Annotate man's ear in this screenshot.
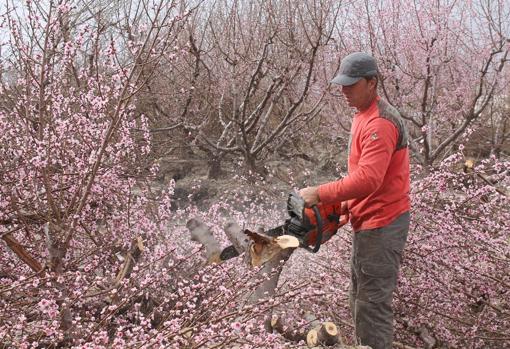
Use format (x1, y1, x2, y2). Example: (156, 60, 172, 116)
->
(369, 77, 378, 91)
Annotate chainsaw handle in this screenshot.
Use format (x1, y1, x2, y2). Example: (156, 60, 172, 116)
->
(310, 205, 323, 253)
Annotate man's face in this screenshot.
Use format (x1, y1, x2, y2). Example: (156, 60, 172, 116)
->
(341, 78, 376, 111)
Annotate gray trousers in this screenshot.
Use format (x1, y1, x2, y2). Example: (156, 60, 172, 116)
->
(349, 212, 409, 349)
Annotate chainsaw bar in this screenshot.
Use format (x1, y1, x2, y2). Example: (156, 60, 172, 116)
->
(263, 225, 286, 237)
(219, 245, 240, 261)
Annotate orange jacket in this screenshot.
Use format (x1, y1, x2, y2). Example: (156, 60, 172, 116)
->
(317, 96, 410, 232)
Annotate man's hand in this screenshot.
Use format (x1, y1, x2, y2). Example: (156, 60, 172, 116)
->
(299, 186, 320, 207)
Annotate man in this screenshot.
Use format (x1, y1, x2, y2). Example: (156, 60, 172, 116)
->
(299, 52, 410, 349)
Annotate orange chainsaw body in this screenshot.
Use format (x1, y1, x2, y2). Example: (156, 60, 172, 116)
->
(302, 202, 349, 246)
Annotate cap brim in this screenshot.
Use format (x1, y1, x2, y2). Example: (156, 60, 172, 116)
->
(330, 74, 362, 86)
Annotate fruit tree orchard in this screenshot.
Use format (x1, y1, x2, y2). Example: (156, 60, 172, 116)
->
(0, 0, 508, 348)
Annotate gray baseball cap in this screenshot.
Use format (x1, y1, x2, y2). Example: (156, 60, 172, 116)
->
(331, 52, 378, 86)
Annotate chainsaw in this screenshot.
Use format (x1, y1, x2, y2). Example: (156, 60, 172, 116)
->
(220, 192, 348, 260)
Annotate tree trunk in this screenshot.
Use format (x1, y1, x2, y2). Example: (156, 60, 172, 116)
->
(244, 154, 268, 179)
(207, 156, 224, 179)
(44, 223, 73, 340)
(245, 154, 257, 174)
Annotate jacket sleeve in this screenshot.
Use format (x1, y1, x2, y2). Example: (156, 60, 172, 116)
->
(317, 119, 397, 204)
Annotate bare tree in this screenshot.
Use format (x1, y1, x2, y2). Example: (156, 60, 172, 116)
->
(357, 0, 510, 166)
(367, 2, 510, 165)
(143, 0, 342, 176)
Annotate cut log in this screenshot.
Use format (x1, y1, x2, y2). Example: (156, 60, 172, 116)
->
(185, 218, 348, 348)
(306, 327, 319, 347)
(319, 322, 341, 346)
(306, 322, 341, 347)
(270, 314, 307, 342)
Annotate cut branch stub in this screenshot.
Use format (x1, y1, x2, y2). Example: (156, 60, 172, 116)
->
(244, 229, 286, 267)
(275, 235, 300, 249)
(186, 218, 222, 264)
(179, 326, 193, 339)
(114, 236, 144, 286)
(223, 221, 250, 252)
